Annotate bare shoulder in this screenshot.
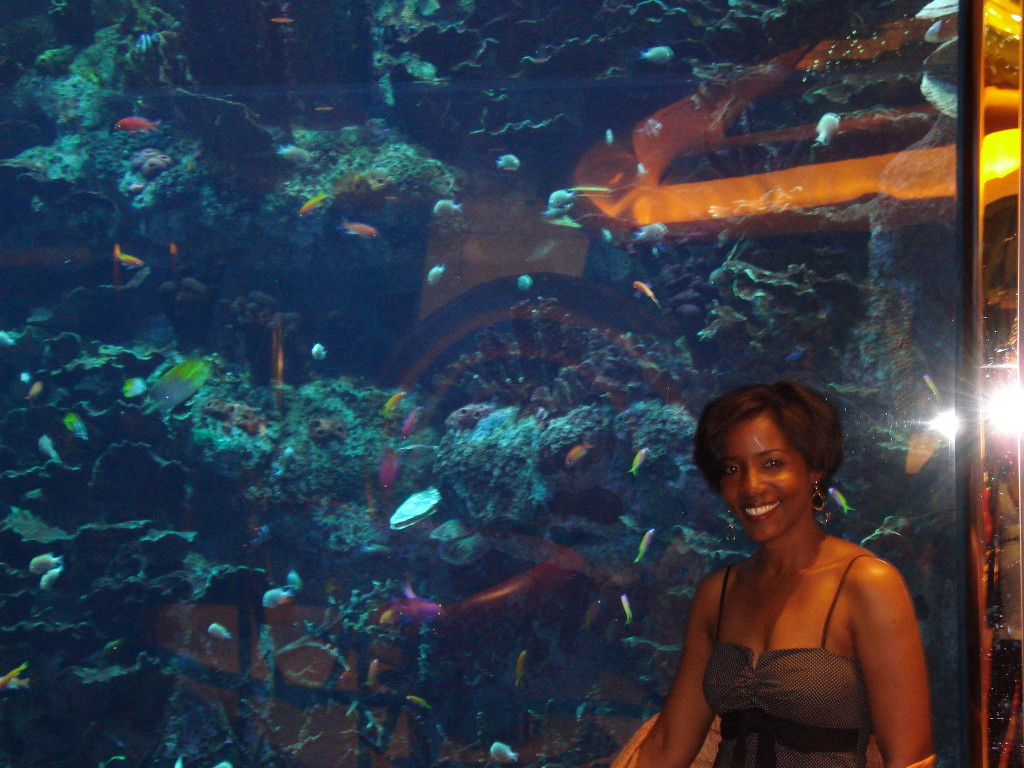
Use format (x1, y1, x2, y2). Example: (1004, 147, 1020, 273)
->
(843, 553, 916, 623)
(846, 553, 908, 591)
(688, 565, 733, 634)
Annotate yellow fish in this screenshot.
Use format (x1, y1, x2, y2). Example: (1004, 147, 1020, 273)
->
(122, 378, 147, 398)
(298, 193, 328, 217)
(63, 412, 88, 440)
(0, 662, 28, 690)
(628, 447, 649, 476)
(382, 391, 407, 418)
(620, 594, 633, 625)
(634, 528, 655, 563)
(146, 358, 212, 413)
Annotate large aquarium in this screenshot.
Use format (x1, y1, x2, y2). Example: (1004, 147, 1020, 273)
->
(0, 0, 997, 766)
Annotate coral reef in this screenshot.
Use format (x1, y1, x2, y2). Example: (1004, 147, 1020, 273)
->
(129, 147, 173, 178)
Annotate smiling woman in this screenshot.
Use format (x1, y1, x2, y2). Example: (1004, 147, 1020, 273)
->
(618, 381, 934, 768)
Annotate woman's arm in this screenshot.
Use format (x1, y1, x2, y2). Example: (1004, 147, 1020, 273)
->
(849, 558, 933, 768)
(633, 571, 720, 768)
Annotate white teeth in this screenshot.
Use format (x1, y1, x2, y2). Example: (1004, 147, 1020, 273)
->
(745, 502, 780, 518)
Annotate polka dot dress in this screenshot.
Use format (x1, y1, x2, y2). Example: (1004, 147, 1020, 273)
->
(702, 558, 874, 768)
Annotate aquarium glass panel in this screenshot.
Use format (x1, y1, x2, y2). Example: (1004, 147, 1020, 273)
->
(0, 0, 968, 766)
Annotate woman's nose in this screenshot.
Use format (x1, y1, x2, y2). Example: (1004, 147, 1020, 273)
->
(739, 467, 764, 493)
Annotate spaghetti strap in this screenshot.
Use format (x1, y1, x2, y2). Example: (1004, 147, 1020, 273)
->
(821, 554, 873, 647)
(715, 565, 733, 641)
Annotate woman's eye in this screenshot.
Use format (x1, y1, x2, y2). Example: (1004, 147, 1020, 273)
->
(764, 458, 782, 469)
(722, 465, 738, 475)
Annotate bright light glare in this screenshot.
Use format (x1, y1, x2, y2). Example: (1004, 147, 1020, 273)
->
(987, 386, 1024, 434)
(928, 410, 959, 440)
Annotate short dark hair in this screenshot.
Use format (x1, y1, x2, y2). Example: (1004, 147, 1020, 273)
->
(692, 381, 843, 492)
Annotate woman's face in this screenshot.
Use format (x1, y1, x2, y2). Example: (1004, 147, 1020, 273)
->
(718, 413, 821, 544)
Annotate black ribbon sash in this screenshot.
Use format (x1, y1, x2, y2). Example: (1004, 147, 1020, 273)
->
(719, 708, 859, 768)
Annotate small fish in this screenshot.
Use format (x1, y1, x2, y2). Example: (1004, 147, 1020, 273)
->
(582, 599, 602, 631)
(0, 663, 28, 690)
(40, 564, 62, 589)
(547, 189, 576, 212)
(514, 649, 527, 687)
(102, 638, 125, 657)
(813, 112, 841, 146)
(122, 378, 147, 398)
(628, 448, 649, 476)
(605, 128, 614, 144)
(24, 381, 43, 401)
(270, 16, 294, 22)
(489, 742, 519, 763)
(564, 441, 594, 468)
(207, 622, 232, 640)
(923, 374, 940, 404)
(634, 528, 655, 563)
(0, 331, 15, 347)
(37, 435, 61, 464)
(298, 193, 328, 217)
(114, 116, 160, 132)
(249, 524, 272, 548)
(517, 274, 533, 290)
(340, 219, 379, 238)
(146, 358, 212, 413)
(427, 264, 446, 285)
(382, 392, 407, 417)
(379, 449, 400, 488)
(29, 553, 63, 575)
(620, 593, 633, 625)
(784, 345, 806, 363)
(276, 144, 312, 167)
(311, 343, 326, 360)
(366, 657, 381, 688)
(633, 222, 668, 242)
(262, 586, 296, 608)
(496, 154, 521, 171)
(639, 45, 673, 64)
(63, 412, 88, 440)
(286, 569, 303, 591)
(406, 694, 432, 709)
(400, 406, 422, 439)
(632, 281, 662, 309)
(432, 199, 462, 215)
(828, 487, 855, 514)
(113, 244, 144, 268)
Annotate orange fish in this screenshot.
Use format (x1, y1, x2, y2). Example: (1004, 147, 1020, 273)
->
(270, 16, 295, 23)
(514, 650, 527, 687)
(341, 220, 379, 238)
(632, 280, 661, 309)
(169, 242, 178, 256)
(113, 244, 144, 268)
(114, 116, 160, 132)
(565, 442, 594, 468)
(298, 193, 328, 217)
(24, 381, 43, 401)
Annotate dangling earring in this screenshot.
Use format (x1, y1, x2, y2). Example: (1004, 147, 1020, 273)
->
(812, 481, 831, 526)
(725, 520, 737, 541)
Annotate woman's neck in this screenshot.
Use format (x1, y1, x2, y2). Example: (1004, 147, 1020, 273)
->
(754, 525, 828, 576)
